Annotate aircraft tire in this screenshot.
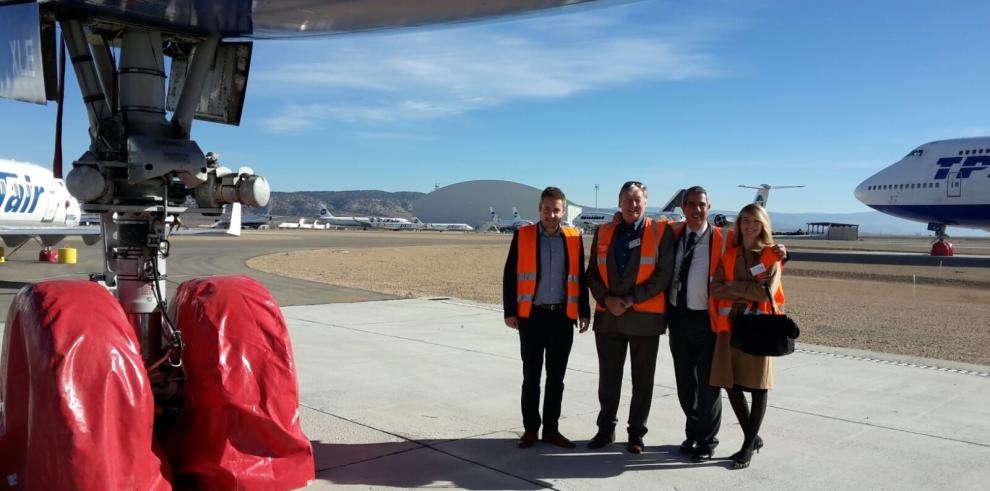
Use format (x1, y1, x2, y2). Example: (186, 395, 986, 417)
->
(163, 275, 314, 490)
(0, 281, 170, 490)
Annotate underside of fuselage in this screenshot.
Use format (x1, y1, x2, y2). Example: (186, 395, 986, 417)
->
(866, 203, 990, 228)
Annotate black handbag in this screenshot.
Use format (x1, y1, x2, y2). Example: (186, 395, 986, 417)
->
(730, 284, 800, 357)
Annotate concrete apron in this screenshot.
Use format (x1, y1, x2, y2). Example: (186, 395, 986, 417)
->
(289, 298, 990, 490)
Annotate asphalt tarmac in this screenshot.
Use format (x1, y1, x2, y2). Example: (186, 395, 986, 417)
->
(4, 231, 990, 322)
(1, 230, 501, 323)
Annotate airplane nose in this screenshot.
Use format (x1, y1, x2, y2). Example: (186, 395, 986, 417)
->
(854, 181, 865, 202)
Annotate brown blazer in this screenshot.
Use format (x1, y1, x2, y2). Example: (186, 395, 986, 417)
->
(587, 219, 675, 336)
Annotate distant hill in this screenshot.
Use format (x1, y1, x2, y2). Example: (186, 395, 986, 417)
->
(245, 190, 424, 219)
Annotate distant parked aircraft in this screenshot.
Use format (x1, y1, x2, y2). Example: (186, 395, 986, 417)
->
(487, 207, 533, 232)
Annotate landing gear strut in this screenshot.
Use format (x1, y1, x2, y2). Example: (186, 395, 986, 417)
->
(1, 12, 313, 489)
(928, 223, 953, 256)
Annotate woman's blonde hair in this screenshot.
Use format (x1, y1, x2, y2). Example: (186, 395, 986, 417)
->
(733, 204, 773, 248)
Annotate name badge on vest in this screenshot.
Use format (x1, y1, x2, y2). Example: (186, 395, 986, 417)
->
(628, 238, 641, 249)
(750, 263, 767, 276)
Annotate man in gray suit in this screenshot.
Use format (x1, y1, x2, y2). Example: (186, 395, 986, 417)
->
(586, 181, 675, 454)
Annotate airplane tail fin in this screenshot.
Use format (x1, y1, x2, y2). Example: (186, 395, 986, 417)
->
(512, 207, 520, 219)
(226, 202, 242, 237)
(319, 203, 332, 218)
(661, 188, 686, 213)
(738, 184, 804, 209)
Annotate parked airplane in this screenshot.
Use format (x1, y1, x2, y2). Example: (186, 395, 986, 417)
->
(212, 202, 274, 230)
(855, 136, 990, 255)
(318, 203, 371, 229)
(0, 159, 98, 250)
(367, 216, 414, 230)
(711, 184, 804, 227)
(429, 222, 474, 232)
(487, 207, 533, 232)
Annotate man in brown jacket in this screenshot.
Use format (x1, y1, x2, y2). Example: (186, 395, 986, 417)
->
(586, 181, 675, 454)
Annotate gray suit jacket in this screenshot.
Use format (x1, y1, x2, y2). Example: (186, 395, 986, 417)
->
(587, 219, 675, 336)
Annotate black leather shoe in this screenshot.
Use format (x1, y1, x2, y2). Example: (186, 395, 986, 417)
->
(691, 447, 714, 462)
(587, 431, 615, 449)
(627, 437, 645, 454)
(542, 431, 576, 449)
(518, 431, 538, 449)
(679, 439, 697, 454)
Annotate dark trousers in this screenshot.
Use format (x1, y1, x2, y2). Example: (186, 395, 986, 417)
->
(668, 307, 722, 451)
(518, 308, 574, 435)
(594, 331, 660, 440)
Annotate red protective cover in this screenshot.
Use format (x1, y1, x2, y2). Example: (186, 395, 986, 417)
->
(165, 276, 313, 490)
(0, 280, 169, 490)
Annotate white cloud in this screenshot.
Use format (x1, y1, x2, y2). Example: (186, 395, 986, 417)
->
(255, 4, 732, 132)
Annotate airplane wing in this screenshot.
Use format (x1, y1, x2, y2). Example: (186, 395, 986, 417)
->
(26, 0, 602, 39)
(0, 226, 101, 248)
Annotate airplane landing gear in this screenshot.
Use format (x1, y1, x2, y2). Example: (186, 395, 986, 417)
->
(1, 15, 311, 489)
(928, 223, 954, 256)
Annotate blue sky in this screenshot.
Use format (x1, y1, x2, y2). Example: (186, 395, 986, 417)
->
(3, 0, 990, 214)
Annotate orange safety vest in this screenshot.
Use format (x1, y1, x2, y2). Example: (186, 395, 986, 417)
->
(516, 224, 583, 320)
(670, 223, 733, 330)
(594, 217, 666, 314)
(712, 245, 786, 333)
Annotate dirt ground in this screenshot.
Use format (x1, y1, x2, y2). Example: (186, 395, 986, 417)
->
(249, 238, 990, 366)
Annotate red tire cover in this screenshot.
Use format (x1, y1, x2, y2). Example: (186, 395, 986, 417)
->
(0, 280, 170, 490)
(165, 276, 314, 490)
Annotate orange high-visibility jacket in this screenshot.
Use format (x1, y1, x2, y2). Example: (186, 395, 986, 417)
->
(515, 224, 583, 320)
(594, 217, 666, 314)
(712, 245, 786, 333)
(670, 222, 733, 330)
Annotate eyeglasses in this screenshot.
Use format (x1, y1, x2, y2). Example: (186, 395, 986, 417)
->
(620, 181, 646, 193)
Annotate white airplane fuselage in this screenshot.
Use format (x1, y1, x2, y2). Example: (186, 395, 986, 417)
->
(855, 137, 990, 231)
(573, 211, 613, 231)
(368, 216, 412, 230)
(426, 223, 474, 231)
(0, 160, 81, 228)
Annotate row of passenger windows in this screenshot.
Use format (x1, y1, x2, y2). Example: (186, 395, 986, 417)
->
(959, 148, 989, 155)
(867, 182, 941, 191)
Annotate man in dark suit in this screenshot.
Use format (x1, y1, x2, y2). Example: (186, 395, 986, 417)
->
(586, 181, 674, 454)
(503, 187, 591, 449)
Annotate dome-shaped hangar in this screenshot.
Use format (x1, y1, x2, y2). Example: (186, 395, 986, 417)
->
(412, 180, 582, 228)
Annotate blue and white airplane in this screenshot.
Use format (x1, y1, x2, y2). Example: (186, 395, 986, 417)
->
(0, 159, 97, 249)
(855, 136, 990, 255)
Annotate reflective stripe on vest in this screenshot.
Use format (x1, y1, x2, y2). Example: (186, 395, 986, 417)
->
(594, 217, 666, 314)
(712, 245, 786, 333)
(516, 224, 583, 320)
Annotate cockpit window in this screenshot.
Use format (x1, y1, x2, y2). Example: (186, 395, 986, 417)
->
(906, 149, 924, 157)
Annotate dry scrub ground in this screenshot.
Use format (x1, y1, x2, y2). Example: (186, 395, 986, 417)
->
(249, 244, 990, 366)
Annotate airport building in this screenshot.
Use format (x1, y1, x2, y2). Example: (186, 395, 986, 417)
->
(412, 180, 582, 228)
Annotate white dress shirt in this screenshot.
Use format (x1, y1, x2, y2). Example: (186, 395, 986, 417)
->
(670, 222, 711, 311)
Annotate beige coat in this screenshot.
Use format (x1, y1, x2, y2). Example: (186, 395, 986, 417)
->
(708, 246, 782, 390)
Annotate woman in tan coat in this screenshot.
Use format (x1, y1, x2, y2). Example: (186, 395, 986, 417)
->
(710, 204, 784, 470)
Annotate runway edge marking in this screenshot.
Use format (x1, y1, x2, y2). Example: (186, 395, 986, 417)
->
(795, 348, 990, 378)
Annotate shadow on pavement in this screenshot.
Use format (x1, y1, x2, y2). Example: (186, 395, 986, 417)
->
(311, 438, 733, 489)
